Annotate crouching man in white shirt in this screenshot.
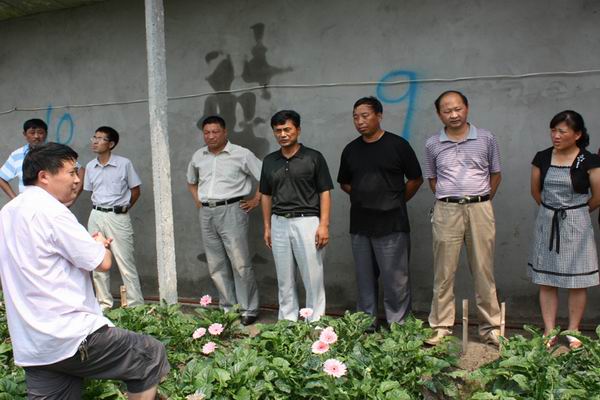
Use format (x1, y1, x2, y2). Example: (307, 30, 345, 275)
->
(0, 142, 170, 400)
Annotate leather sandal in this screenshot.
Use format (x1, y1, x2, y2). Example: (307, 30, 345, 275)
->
(545, 335, 558, 349)
(566, 335, 583, 350)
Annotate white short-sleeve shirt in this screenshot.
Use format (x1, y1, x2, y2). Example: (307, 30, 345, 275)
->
(0, 186, 112, 366)
(186, 141, 262, 201)
(84, 154, 142, 207)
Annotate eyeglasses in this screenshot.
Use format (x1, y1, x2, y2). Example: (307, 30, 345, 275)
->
(90, 136, 110, 143)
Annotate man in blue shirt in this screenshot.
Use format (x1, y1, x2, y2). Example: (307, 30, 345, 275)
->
(0, 119, 48, 199)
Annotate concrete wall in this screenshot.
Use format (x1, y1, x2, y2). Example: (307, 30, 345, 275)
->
(1, 0, 600, 322)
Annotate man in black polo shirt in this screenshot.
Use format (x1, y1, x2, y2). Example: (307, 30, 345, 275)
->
(338, 97, 423, 330)
(260, 110, 333, 322)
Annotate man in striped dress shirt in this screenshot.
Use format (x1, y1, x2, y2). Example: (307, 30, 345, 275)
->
(424, 90, 502, 346)
(0, 119, 48, 199)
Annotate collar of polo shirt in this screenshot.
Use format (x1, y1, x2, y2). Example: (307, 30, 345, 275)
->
(439, 123, 478, 143)
(203, 140, 232, 155)
(92, 154, 118, 167)
(276, 144, 305, 160)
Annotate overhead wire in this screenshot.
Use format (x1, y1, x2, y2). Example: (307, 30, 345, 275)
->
(1, 68, 599, 116)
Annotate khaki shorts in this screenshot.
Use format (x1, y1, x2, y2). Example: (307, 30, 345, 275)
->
(24, 326, 170, 399)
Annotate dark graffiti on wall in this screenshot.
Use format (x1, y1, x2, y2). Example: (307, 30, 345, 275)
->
(197, 23, 292, 265)
(376, 69, 418, 141)
(198, 23, 293, 158)
(242, 23, 293, 101)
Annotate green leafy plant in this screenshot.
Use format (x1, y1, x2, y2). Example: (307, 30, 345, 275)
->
(5, 293, 600, 400)
(160, 312, 461, 399)
(82, 379, 127, 400)
(468, 325, 600, 399)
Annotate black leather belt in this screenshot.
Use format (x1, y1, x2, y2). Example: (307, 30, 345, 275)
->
(92, 205, 129, 214)
(201, 196, 243, 208)
(273, 211, 319, 218)
(542, 202, 587, 254)
(439, 195, 490, 204)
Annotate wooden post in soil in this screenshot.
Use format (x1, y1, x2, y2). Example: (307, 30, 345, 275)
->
(462, 299, 468, 353)
(120, 285, 128, 308)
(499, 302, 506, 350)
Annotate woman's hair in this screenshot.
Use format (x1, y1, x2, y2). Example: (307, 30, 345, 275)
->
(550, 110, 589, 149)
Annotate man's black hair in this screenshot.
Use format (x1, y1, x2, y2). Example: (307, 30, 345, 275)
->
(96, 126, 120, 149)
(23, 119, 48, 133)
(201, 116, 226, 129)
(22, 142, 78, 186)
(271, 110, 301, 129)
(434, 90, 469, 112)
(353, 97, 383, 114)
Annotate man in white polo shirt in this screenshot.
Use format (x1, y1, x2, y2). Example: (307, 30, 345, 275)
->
(84, 126, 144, 310)
(0, 118, 48, 199)
(187, 115, 262, 325)
(0, 142, 169, 399)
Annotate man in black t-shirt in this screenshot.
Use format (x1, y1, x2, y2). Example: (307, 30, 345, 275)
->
(338, 97, 423, 330)
(260, 110, 334, 322)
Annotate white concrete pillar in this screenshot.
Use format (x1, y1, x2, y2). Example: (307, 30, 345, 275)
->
(144, 0, 178, 304)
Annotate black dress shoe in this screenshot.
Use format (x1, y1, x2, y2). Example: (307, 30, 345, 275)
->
(241, 315, 258, 326)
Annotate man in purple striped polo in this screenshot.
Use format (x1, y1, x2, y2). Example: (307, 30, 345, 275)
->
(424, 90, 502, 346)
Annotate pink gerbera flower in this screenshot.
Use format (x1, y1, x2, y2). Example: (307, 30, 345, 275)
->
(199, 295, 212, 307)
(319, 327, 338, 344)
(202, 341, 217, 355)
(192, 327, 206, 339)
(323, 358, 347, 378)
(208, 323, 224, 336)
(299, 308, 314, 319)
(311, 340, 330, 354)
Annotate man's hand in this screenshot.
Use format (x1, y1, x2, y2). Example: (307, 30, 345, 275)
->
(264, 227, 272, 249)
(92, 231, 113, 248)
(315, 224, 329, 249)
(92, 232, 113, 272)
(240, 197, 260, 212)
(188, 183, 202, 208)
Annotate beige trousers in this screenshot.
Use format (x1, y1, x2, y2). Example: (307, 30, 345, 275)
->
(428, 200, 501, 336)
(88, 209, 144, 310)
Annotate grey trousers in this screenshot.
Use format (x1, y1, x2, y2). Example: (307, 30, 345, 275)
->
(200, 203, 259, 316)
(351, 231, 411, 324)
(271, 215, 326, 322)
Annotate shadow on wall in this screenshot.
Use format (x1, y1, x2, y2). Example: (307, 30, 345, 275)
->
(197, 23, 293, 158)
(196, 23, 293, 266)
